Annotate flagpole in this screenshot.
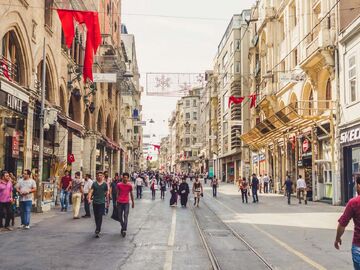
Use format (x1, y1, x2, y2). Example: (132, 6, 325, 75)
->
(37, 37, 46, 213)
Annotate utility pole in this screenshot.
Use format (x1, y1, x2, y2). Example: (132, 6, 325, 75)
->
(36, 38, 46, 213)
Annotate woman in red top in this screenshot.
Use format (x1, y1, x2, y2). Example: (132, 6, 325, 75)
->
(116, 172, 134, 237)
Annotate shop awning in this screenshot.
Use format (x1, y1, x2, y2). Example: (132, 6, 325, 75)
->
(57, 113, 85, 136)
(102, 135, 121, 150)
(240, 102, 334, 150)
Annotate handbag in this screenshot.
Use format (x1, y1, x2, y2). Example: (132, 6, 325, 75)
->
(111, 205, 120, 222)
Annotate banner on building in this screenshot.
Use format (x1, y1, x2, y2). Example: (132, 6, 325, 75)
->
(93, 73, 117, 83)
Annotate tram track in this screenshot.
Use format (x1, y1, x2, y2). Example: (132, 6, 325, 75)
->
(191, 198, 275, 270)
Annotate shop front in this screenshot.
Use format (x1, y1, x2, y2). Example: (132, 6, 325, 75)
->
(0, 85, 28, 176)
(297, 137, 313, 200)
(340, 124, 360, 204)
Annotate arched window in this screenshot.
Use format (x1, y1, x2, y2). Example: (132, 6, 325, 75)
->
(37, 60, 53, 102)
(1, 30, 25, 84)
(106, 116, 112, 139)
(308, 90, 314, 116)
(326, 80, 332, 109)
(97, 109, 103, 133)
(59, 87, 66, 114)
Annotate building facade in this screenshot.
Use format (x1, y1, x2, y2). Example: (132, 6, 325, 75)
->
(241, 0, 339, 204)
(213, 12, 251, 183)
(0, 0, 142, 206)
(338, 0, 360, 205)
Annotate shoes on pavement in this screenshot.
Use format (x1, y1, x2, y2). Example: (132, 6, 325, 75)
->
(5, 227, 13, 231)
(73, 216, 80, 219)
(121, 230, 126, 237)
(24, 226, 30, 229)
(305, 200, 307, 205)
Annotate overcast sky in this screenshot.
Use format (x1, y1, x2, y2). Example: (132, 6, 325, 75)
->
(121, 0, 255, 156)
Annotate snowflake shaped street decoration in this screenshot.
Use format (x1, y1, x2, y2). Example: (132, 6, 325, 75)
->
(196, 73, 205, 85)
(179, 82, 192, 93)
(155, 75, 171, 91)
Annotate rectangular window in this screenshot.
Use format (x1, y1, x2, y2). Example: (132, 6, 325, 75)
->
(193, 126, 197, 133)
(235, 62, 240, 73)
(349, 55, 357, 103)
(185, 138, 190, 146)
(222, 52, 228, 67)
(185, 112, 190, 120)
(193, 112, 197, 120)
(235, 40, 240, 51)
(230, 42, 233, 55)
(192, 137, 197, 144)
(186, 100, 190, 107)
(186, 126, 190, 134)
(45, 0, 53, 28)
(193, 99, 197, 107)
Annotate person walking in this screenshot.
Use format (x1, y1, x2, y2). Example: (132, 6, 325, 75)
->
(110, 173, 120, 209)
(192, 177, 203, 207)
(60, 170, 72, 212)
(70, 172, 84, 219)
(88, 171, 108, 238)
(104, 171, 111, 215)
(251, 174, 259, 203)
(0, 171, 14, 231)
(335, 176, 360, 269)
(116, 172, 135, 237)
(170, 180, 179, 206)
(135, 175, 144, 199)
(159, 177, 167, 200)
(150, 177, 156, 200)
(82, 174, 93, 218)
(283, 175, 292, 205)
(263, 174, 270, 193)
(16, 170, 36, 229)
(240, 177, 249, 204)
(296, 175, 307, 204)
(211, 177, 218, 197)
(179, 178, 190, 207)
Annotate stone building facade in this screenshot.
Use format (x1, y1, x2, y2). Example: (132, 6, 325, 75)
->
(0, 0, 141, 205)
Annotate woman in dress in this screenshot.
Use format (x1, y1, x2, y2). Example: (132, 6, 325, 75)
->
(169, 180, 179, 206)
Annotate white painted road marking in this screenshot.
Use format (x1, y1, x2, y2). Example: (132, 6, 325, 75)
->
(163, 208, 177, 270)
(210, 195, 327, 270)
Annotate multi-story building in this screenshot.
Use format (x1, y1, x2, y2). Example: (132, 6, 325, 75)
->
(241, 0, 339, 204)
(0, 0, 141, 207)
(159, 136, 170, 172)
(213, 11, 251, 183)
(338, 0, 360, 204)
(198, 71, 219, 177)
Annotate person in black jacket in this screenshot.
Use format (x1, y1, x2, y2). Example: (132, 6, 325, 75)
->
(251, 174, 259, 203)
(179, 178, 190, 207)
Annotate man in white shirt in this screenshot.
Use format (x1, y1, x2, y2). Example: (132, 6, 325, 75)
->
(296, 175, 307, 204)
(263, 174, 270, 193)
(82, 174, 93, 218)
(135, 176, 144, 199)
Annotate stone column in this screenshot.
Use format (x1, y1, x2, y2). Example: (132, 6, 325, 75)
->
(71, 135, 84, 177)
(113, 150, 120, 175)
(83, 134, 97, 178)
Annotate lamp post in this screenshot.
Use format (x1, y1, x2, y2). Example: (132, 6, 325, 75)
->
(36, 38, 46, 213)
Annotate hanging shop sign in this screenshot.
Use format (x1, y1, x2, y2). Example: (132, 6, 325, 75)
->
(12, 131, 20, 158)
(33, 144, 53, 155)
(93, 73, 117, 83)
(302, 139, 310, 153)
(340, 125, 360, 145)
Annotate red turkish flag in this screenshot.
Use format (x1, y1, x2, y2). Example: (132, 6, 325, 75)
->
(153, 144, 161, 152)
(67, 154, 75, 163)
(249, 93, 258, 108)
(228, 96, 245, 108)
(1, 60, 12, 81)
(56, 9, 101, 82)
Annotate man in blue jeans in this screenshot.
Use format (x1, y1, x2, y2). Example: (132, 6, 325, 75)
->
(16, 170, 36, 229)
(335, 176, 360, 269)
(60, 170, 72, 211)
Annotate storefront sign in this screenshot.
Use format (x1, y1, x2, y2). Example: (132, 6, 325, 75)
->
(0, 90, 28, 115)
(297, 160, 303, 167)
(340, 127, 360, 145)
(252, 154, 265, 163)
(303, 139, 310, 153)
(12, 131, 20, 158)
(93, 73, 117, 83)
(33, 144, 53, 155)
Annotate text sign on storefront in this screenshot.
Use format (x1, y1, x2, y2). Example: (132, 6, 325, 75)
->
(0, 90, 28, 115)
(12, 131, 20, 158)
(33, 144, 53, 155)
(340, 127, 360, 145)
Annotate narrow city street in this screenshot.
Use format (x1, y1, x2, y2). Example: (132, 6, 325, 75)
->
(0, 183, 353, 270)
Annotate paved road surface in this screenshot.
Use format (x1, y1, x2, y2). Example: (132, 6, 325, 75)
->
(0, 182, 353, 270)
